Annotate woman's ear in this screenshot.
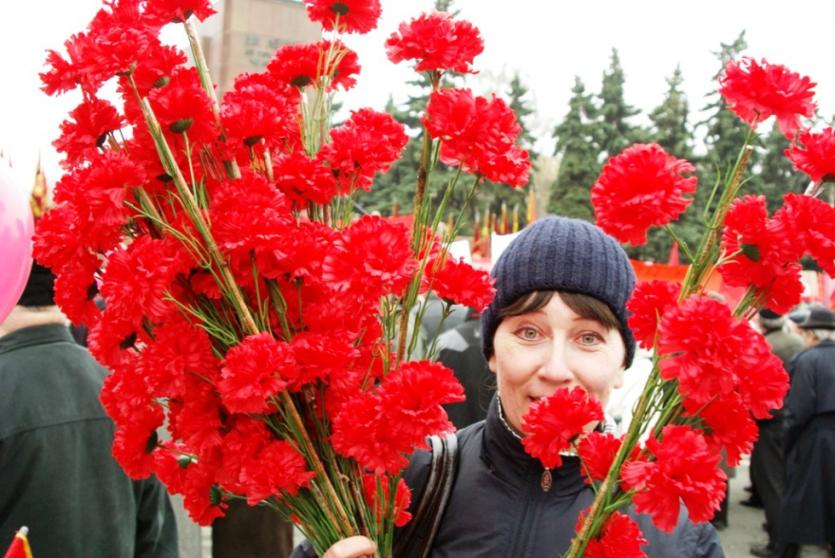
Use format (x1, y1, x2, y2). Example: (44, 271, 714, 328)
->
(488, 354, 497, 374)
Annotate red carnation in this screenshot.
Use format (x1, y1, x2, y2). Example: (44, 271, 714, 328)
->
(577, 432, 635, 484)
(221, 78, 300, 151)
(622, 425, 727, 532)
(626, 281, 680, 349)
(52, 255, 102, 327)
(584, 512, 648, 558)
(423, 88, 530, 187)
(331, 360, 463, 474)
(168, 375, 224, 453)
(288, 332, 359, 391)
(137, 316, 219, 399)
(304, 0, 381, 34)
(786, 127, 835, 184)
(218, 334, 295, 414)
(733, 335, 789, 420)
(49, 150, 147, 257)
(718, 195, 803, 313)
(54, 97, 123, 167)
(658, 294, 789, 419)
(684, 394, 758, 468)
(386, 12, 483, 74)
(209, 171, 292, 271)
(273, 151, 339, 208)
(657, 295, 745, 407)
(126, 44, 188, 96)
(238, 440, 315, 505)
(111, 404, 165, 479)
(427, 256, 495, 310)
(267, 40, 359, 91)
(591, 144, 697, 246)
(521, 387, 604, 470)
(319, 108, 408, 192)
(773, 193, 835, 276)
(322, 215, 417, 300)
(144, 0, 216, 24)
(719, 57, 816, 137)
(362, 474, 413, 528)
(101, 236, 192, 326)
(148, 67, 217, 143)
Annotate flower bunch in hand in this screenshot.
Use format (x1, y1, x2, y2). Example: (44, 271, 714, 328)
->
(35, 1, 528, 555)
(521, 56, 833, 557)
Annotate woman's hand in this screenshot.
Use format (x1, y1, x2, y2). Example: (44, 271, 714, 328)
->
(322, 536, 377, 558)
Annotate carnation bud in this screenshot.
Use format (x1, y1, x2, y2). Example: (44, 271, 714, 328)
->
(119, 331, 138, 350)
(169, 118, 193, 134)
(740, 243, 761, 262)
(144, 430, 159, 454)
(86, 280, 99, 301)
(290, 75, 312, 88)
(209, 484, 224, 506)
(152, 76, 170, 89)
(330, 2, 349, 15)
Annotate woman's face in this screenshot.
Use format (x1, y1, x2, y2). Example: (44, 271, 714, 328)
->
(488, 293, 626, 435)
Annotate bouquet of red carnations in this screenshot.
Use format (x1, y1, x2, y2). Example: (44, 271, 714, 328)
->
(35, 0, 528, 555)
(520, 57, 834, 557)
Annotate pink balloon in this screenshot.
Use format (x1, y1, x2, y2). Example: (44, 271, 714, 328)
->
(0, 169, 34, 323)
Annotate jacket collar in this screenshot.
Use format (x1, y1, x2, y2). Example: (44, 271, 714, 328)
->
(0, 324, 75, 355)
(482, 395, 586, 496)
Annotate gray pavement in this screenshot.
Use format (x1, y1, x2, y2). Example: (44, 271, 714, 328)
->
(720, 459, 770, 558)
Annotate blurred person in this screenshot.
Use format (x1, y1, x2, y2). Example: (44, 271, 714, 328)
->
(436, 307, 495, 429)
(777, 306, 835, 558)
(0, 262, 179, 558)
(749, 309, 805, 558)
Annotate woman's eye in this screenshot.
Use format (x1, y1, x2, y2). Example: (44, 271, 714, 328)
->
(518, 327, 539, 340)
(579, 333, 603, 345)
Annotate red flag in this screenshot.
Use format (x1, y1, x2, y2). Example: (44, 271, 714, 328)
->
(3, 527, 33, 558)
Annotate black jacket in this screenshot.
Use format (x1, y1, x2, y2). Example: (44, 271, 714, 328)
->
(779, 339, 835, 544)
(293, 397, 724, 557)
(0, 324, 179, 558)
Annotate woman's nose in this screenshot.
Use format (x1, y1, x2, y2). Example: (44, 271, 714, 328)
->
(537, 341, 574, 384)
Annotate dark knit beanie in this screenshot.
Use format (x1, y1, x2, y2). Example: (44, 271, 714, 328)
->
(481, 216, 637, 367)
(17, 261, 56, 307)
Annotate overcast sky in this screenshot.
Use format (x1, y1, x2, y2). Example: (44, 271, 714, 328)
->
(1, 0, 833, 193)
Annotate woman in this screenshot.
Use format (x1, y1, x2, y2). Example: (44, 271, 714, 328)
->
(297, 217, 724, 558)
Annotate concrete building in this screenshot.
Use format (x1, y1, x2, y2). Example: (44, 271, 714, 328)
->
(199, 0, 321, 95)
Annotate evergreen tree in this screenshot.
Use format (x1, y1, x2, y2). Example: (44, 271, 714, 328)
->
(548, 77, 601, 221)
(649, 66, 693, 160)
(754, 123, 809, 212)
(596, 48, 644, 159)
(507, 73, 537, 156)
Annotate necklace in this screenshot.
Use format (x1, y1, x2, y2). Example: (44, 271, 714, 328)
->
(496, 394, 523, 441)
(496, 394, 553, 492)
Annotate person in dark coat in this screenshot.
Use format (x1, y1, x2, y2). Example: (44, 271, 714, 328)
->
(749, 309, 805, 557)
(777, 305, 835, 558)
(297, 217, 725, 558)
(436, 308, 495, 429)
(0, 262, 179, 558)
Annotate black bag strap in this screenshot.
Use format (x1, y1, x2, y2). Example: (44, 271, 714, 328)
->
(393, 432, 458, 558)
